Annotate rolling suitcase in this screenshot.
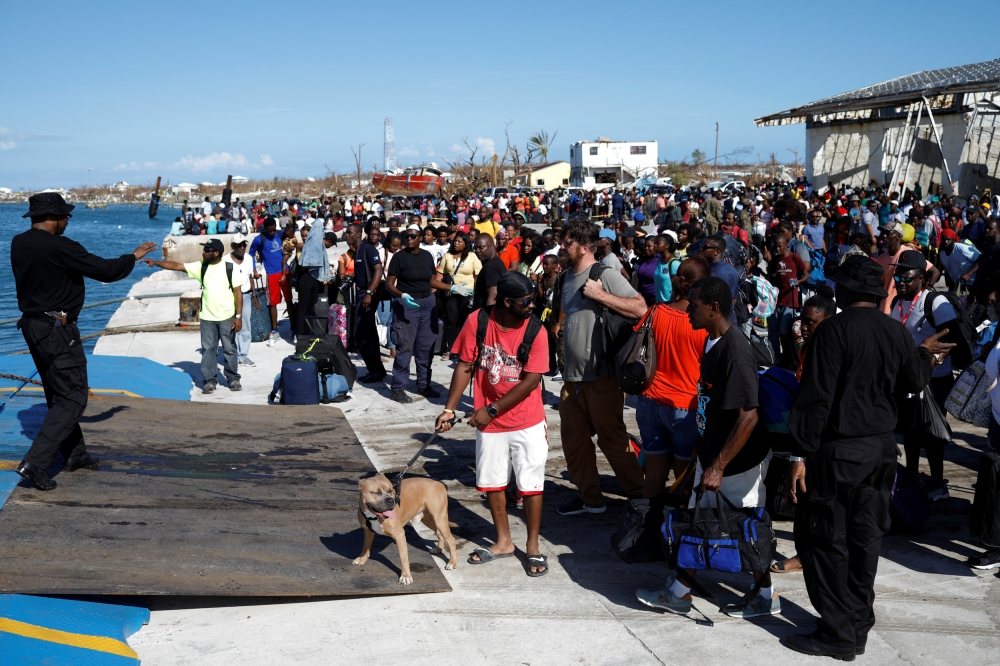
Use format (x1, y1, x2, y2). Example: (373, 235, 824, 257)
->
(279, 356, 319, 405)
(328, 304, 348, 349)
(970, 450, 1000, 547)
(249, 276, 271, 343)
(301, 315, 328, 337)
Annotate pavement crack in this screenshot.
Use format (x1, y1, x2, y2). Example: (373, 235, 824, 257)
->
(585, 589, 666, 666)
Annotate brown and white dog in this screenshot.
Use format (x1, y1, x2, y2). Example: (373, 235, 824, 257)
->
(354, 473, 458, 584)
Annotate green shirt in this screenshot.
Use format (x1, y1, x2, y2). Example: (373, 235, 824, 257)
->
(184, 261, 236, 321)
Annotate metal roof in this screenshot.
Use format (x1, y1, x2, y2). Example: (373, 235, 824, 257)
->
(756, 58, 1000, 126)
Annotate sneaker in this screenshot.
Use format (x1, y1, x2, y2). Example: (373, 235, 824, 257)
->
(229, 380, 242, 392)
(968, 549, 1000, 570)
(268, 331, 279, 347)
(202, 382, 217, 394)
(635, 577, 691, 616)
(926, 480, 950, 502)
(557, 498, 606, 515)
(238, 359, 244, 366)
(243, 358, 256, 368)
(390, 390, 413, 404)
(726, 591, 782, 618)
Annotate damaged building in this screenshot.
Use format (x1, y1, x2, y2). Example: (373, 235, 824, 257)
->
(756, 58, 1000, 197)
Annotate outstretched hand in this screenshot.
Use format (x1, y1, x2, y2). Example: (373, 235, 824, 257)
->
(133, 242, 158, 260)
(920, 328, 957, 357)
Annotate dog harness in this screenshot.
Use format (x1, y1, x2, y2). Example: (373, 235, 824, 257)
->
(362, 510, 387, 535)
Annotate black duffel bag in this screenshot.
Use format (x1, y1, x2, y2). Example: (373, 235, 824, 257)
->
(611, 460, 694, 564)
(296, 334, 357, 389)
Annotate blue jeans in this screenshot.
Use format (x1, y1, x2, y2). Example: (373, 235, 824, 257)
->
(236, 293, 252, 361)
(200, 318, 240, 386)
(768, 305, 796, 359)
(390, 294, 438, 392)
(636, 395, 697, 459)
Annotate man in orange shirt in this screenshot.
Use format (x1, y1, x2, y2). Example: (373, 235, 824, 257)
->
(635, 257, 711, 497)
(875, 221, 939, 314)
(496, 229, 521, 269)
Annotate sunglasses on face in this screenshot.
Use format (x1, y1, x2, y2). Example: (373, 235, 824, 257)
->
(406, 233, 419, 239)
(509, 296, 533, 307)
(893, 274, 917, 284)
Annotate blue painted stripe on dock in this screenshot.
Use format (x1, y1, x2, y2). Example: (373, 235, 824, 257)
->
(0, 595, 149, 665)
(0, 471, 18, 511)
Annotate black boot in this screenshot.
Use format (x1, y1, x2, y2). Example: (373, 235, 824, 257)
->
(784, 633, 855, 661)
(64, 453, 101, 472)
(16, 461, 57, 491)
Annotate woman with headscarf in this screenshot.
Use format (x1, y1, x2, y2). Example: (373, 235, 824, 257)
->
(296, 223, 331, 339)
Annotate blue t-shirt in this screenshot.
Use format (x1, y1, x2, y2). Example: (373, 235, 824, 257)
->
(654, 257, 680, 303)
(802, 223, 825, 249)
(710, 260, 740, 325)
(206, 218, 218, 235)
(249, 229, 285, 274)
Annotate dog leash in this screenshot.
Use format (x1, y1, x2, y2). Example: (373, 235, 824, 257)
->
(391, 415, 460, 504)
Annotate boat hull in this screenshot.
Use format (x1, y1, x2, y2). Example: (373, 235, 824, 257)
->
(373, 172, 444, 195)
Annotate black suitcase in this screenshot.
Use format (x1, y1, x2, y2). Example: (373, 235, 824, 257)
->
(280, 356, 320, 405)
(296, 335, 357, 389)
(970, 450, 1000, 547)
(301, 315, 328, 338)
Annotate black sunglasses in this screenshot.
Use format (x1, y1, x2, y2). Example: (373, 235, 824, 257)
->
(508, 296, 533, 307)
(406, 232, 420, 239)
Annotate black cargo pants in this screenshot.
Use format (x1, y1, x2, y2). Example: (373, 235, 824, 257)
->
(794, 434, 896, 650)
(18, 317, 90, 469)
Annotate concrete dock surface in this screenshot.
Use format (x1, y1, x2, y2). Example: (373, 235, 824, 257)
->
(91, 273, 999, 666)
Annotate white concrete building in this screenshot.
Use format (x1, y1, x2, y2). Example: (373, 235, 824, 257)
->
(568, 138, 657, 188)
(756, 58, 1000, 197)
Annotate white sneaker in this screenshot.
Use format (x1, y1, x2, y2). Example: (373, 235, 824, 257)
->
(268, 331, 278, 347)
(243, 358, 256, 367)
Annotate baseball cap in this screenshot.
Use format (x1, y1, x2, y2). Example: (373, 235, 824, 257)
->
(880, 221, 904, 236)
(406, 224, 421, 233)
(599, 228, 617, 240)
(231, 233, 248, 245)
(201, 238, 225, 253)
(891, 249, 927, 273)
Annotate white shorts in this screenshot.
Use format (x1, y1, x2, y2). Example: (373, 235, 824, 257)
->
(475, 422, 549, 495)
(688, 451, 772, 509)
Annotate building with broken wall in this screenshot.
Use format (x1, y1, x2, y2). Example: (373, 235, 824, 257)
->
(756, 58, 1000, 198)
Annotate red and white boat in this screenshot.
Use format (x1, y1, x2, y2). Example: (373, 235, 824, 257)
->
(372, 164, 445, 195)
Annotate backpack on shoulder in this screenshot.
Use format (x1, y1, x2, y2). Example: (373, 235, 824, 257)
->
(473, 306, 543, 368)
(562, 263, 640, 371)
(893, 289, 979, 370)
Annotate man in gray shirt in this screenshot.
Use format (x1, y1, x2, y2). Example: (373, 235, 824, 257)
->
(554, 218, 648, 515)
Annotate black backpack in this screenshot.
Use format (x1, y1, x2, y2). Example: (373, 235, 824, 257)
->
(200, 260, 234, 291)
(560, 263, 639, 374)
(892, 289, 978, 369)
(474, 306, 543, 369)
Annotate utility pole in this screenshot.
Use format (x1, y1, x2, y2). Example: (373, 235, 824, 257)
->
(713, 123, 720, 180)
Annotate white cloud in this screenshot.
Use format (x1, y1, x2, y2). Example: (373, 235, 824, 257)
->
(475, 137, 496, 155)
(170, 152, 248, 172)
(0, 127, 16, 150)
(112, 161, 160, 172)
(259, 154, 273, 166)
(397, 146, 420, 158)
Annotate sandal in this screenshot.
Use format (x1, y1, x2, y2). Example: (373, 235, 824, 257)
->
(770, 556, 802, 573)
(467, 546, 515, 565)
(526, 554, 548, 577)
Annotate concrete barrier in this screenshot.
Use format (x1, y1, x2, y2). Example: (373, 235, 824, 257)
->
(161, 233, 259, 264)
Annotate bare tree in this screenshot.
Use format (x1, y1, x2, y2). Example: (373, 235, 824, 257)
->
(350, 143, 367, 190)
(502, 120, 523, 171)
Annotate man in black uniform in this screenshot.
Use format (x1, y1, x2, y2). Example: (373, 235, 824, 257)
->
(783, 255, 953, 660)
(11, 193, 157, 491)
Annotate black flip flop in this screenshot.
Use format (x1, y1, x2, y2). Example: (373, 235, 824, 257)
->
(526, 554, 549, 577)
(467, 546, 515, 565)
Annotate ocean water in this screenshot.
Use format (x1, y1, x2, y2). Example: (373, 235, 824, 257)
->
(1, 203, 172, 355)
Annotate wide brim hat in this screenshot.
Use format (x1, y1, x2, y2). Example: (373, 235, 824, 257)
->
(23, 192, 75, 218)
(828, 255, 888, 298)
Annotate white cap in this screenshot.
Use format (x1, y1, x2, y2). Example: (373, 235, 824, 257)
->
(232, 233, 248, 244)
(406, 224, 422, 232)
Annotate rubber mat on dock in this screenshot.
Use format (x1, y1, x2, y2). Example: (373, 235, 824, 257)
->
(0, 395, 451, 597)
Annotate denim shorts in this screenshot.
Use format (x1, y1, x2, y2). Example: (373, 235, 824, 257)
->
(636, 395, 698, 459)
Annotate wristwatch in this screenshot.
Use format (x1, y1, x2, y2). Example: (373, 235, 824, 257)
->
(365, 289, 374, 295)
(486, 403, 499, 419)
(789, 455, 805, 462)
(235, 314, 243, 319)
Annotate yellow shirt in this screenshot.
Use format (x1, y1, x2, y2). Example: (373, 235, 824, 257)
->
(439, 252, 481, 289)
(184, 260, 238, 321)
(474, 219, 501, 239)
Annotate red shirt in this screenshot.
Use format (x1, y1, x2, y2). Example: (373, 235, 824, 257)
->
(452, 309, 549, 432)
(638, 305, 707, 410)
(769, 252, 807, 308)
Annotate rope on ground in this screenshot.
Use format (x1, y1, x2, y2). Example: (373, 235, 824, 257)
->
(0, 292, 190, 327)
(8, 321, 199, 355)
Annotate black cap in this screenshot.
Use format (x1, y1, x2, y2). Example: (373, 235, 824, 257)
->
(891, 249, 926, 273)
(200, 238, 225, 253)
(23, 192, 75, 219)
(496, 271, 535, 300)
(829, 255, 888, 298)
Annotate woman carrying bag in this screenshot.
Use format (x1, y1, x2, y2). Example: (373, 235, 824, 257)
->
(437, 231, 480, 357)
(296, 225, 331, 340)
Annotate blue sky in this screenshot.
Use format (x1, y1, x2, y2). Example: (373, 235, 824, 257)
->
(2, 0, 998, 190)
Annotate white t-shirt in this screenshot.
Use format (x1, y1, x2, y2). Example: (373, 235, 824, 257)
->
(421, 243, 446, 265)
(891, 290, 957, 378)
(705, 336, 721, 354)
(224, 255, 253, 293)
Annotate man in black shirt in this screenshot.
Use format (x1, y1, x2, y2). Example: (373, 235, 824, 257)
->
(636, 277, 776, 619)
(345, 222, 385, 384)
(473, 235, 506, 310)
(784, 255, 952, 660)
(10, 193, 157, 491)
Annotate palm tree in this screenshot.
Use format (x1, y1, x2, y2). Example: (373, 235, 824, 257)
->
(527, 130, 558, 164)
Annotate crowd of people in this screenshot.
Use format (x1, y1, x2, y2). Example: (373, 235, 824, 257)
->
(147, 176, 1000, 658)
